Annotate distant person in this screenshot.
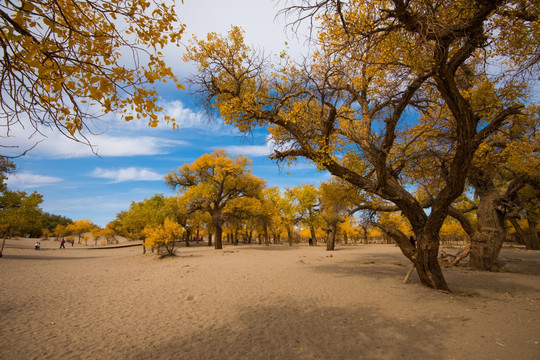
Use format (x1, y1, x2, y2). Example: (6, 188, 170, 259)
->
(60, 238, 66, 249)
(409, 236, 416, 249)
(35, 241, 40, 250)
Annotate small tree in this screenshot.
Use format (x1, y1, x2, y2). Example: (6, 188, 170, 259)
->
(54, 224, 65, 241)
(66, 219, 96, 244)
(319, 180, 355, 250)
(143, 218, 183, 256)
(286, 184, 322, 246)
(91, 226, 120, 246)
(41, 229, 52, 240)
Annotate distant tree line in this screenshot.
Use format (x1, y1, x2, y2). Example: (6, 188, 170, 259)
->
(0, 157, 73, 238)
(108, 150, 538, 259)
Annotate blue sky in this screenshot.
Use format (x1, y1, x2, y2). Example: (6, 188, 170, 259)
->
(5, 0, 328, 227)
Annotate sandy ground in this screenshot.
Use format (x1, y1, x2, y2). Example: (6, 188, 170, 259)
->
(0, 238, 539, 360)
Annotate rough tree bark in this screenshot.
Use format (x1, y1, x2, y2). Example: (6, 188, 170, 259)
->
(309, 227, 317, 246)
(185, 230, 191, 247)
(510, 218, 540, 250)
(326, 223, 338, 251)
(414, 232, 449, 291)
(374, 222, 451, 289)
(468, 169, 507, 270)
(214, 221, 223, 250)
(263, 224, 269, 246)
(528, 220, 540, 250)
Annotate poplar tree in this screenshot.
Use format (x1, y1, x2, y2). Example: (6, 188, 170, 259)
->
(183, 1, 538, 290)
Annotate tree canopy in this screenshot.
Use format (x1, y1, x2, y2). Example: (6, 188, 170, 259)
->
(165, 149, 266, 249)
(183, 0, 539, 290)
(1, 0, 185, 155)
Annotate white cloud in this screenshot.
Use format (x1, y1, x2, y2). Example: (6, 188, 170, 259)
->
(6, 172, 63, 189)
(91, 167, 164, 183)
(107, 99, 233, 136)
(90, 135, 185, 157)
(174, 0, 309, 75)
(223, 134, 276, 157)
(164, 101, 209, 127)
(38, 133, 187, 158)
(110, 99, 207, 130)
(2, 122, 188, 159)
(223, 144, 272, 157)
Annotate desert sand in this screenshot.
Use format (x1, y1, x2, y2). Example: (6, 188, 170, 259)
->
(0, 238, 539, 360)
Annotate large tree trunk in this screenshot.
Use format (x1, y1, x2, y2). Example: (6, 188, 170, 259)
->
(510, 218, 540, 250)
(264, 224, 269, 246)
(310, 227, 317, 246)
(234, 229, 239, 245)
(185, 230, 191, 247)
(415, 233, 450, 291)
(469, 190, 506, 270)
(510, 218, 530, 247)
(361, 225, 368, 244)
(528, 219, 540, 250)
(374, 222, 448, 291)
(214, 223, 223, 250)
(466, 166, 508, 270)
(326, 223, 337, 251)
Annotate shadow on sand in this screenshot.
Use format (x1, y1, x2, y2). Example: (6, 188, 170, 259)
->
(1, 253, 104, 261)
(130, 301, 450, 360)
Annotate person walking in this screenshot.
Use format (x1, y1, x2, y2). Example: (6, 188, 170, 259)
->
(60, 238, 66, 249)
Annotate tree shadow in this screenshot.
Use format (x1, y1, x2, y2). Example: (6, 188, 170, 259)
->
(306, 253, 412, 281)
(443, 267, 540, 295)
(130, 302, 450, 360)
(1, 253, 102, 261)
(240, 245, 304, 251)
(306, 252, 540, 295)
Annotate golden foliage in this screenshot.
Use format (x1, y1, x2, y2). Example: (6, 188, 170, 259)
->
(183, 2, 537, 222)
(143, 218, 183, 255)
(1, 0, 185, 151)
(165, 149, 265, 248)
